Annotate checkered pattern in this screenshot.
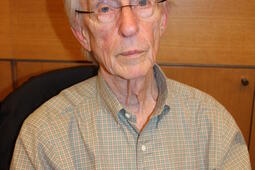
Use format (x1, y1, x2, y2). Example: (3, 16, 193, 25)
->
(11, 65, 251, 169)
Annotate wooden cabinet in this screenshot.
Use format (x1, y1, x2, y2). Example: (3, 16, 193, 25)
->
(0, 0, 11, 58)
(10, 0, 83, 60)
(0, 62, 13, 100)
(161, 66, 255, 144)
(249, 100, 255, 169)
(158, 0, 255, 65)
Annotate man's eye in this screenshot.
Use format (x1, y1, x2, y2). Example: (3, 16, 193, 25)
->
(98, 5, 111, 13)
(138, 0, 148, 6)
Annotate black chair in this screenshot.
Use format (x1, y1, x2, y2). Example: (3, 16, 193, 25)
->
(0, 65, 98, 170)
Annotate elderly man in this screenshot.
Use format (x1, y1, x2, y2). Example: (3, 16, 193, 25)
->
(11, 0, 251, 169)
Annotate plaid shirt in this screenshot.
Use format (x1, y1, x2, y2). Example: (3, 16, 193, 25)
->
(11, 65, 251, 169)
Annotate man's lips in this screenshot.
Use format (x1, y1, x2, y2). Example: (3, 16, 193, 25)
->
(119, 50, 145, 56)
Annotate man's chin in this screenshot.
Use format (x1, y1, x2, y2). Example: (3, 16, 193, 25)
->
(117, 65, 153, 80)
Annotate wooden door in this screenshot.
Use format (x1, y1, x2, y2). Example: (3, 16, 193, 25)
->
(161, 66, 255, 145)
(249, 100, 255, 169)
(0, 62, 13, 100)
(158, 0, 255, 65)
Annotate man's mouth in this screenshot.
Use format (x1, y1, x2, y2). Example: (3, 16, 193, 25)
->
(119, 50, 145, 56)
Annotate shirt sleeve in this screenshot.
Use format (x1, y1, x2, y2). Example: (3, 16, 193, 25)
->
(10, 117, 55, 170)
(219, 109, 251, 169)
(10, 134, 35, 170)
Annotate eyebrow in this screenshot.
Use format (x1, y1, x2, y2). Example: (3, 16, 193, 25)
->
(96, 0, 120, 4)
(95, 0, 120, 8)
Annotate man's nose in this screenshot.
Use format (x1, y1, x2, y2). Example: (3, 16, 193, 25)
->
(119, 6, 139, 37)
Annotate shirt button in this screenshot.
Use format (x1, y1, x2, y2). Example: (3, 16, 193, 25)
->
(141, 145, 146, 152)
(125, 113, 131, 119)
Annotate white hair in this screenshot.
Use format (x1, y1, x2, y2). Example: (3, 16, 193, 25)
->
(64, 0, 98, 63)
(64, 0, 80, 27)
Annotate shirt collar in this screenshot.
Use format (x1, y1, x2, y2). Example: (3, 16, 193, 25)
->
(97, 64, 169, 124)
(97, 71, 123, 123)
(151, 64, 169, 117)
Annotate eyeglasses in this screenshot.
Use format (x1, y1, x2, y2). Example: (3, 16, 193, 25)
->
(75, 0, 167, 24)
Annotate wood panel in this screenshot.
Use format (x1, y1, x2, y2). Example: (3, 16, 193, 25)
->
(249, 98, 255, 169)
(161, 66, 255, 144)
(16, 62, 88, 87)
(10, 0, 84, 60)
(158, 0, 255, 65)
(0, 0, 11, 58)
(8, 0, 255, 65)
(0, 62, 13, 101)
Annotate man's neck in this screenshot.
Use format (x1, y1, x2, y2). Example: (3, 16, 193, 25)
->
(100, 67, 158, 130)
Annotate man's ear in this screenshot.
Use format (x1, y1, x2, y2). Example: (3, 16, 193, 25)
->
(71, 26, 91, 51)
(159, 7, 168, 37)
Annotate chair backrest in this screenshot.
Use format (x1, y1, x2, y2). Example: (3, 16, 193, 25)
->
(0, 65, 98, 170)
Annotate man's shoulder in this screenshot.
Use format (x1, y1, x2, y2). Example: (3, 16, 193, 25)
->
(166, 78, 223, 109)
(164, 79, 249, 168)
(44, 75, 98, 112)
(165, 78, 242, 138)
(22, 76, 98, 133)
(165, 78, 233, 122)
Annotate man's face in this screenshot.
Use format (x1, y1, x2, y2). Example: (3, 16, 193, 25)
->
(80, 0, 167, 80)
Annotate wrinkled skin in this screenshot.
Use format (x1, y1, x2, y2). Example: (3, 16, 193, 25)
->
(73, 0, 168, 130)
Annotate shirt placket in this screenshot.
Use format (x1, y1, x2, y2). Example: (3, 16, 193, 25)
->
(125, 113, 158, 170)
(137, 117, 158, 170)
(117, 105, 168, 169)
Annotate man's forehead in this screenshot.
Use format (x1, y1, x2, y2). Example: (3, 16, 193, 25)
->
(90, 0, 119, 4)
(80, 0, 115, 7)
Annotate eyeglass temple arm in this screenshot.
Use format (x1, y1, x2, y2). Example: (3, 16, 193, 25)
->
(75, 9, 94, 14)
(158, 0, 167, 3)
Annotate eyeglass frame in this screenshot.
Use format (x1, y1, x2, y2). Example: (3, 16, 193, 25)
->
(75, 0, 167, 15)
